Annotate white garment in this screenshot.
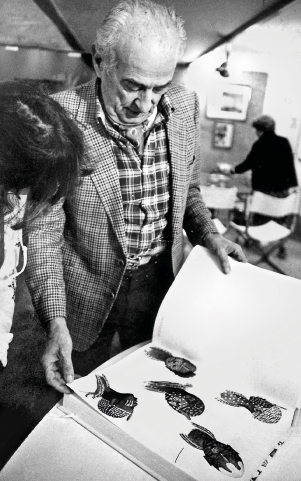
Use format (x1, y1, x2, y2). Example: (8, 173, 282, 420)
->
(0, 195, 27, 366)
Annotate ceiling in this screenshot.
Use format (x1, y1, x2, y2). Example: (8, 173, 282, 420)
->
(0, 0, 297, 64)
(232, 0, 301, 56)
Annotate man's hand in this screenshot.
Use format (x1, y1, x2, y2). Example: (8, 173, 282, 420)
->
(42, 317, 74, 393)
(202, 232, 247, 274)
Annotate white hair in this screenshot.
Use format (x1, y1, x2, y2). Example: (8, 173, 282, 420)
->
(94, 0, 186, 72)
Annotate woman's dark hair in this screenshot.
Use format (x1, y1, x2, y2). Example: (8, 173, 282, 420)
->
(0, 80, 89, 227)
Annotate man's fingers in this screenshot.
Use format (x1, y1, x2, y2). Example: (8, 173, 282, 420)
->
(42, 337, 73, 392)
(229, 244, 248, 263)
(44, 362, 71, 394)
(219, 252, 231, 275)
(221, 245, 247, 273)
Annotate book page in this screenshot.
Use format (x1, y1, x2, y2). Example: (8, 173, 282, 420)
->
(153, 246, 301, 409)
(68, 246, 301, 480)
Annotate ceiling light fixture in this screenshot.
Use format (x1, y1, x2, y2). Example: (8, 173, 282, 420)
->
(67, 52, 82, 58)
(216, 44, 232, 77)
(5, 45, 19, 51)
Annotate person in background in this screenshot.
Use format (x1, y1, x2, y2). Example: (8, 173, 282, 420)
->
(231, 115, 299, 257)
(25, 0, 246, 394)
(232, 115, 298, 196)
(0, 80, 87, 367)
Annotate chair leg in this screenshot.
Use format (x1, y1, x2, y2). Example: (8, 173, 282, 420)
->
(264, 258, 287, 276)
(251, 240, 288, 275)
(253, 253, 287, 275)
(277, 245, 287, 260)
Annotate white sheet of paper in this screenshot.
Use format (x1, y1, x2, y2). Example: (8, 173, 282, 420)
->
(153, 246, 301, 409)
(69, 246, 301, 481)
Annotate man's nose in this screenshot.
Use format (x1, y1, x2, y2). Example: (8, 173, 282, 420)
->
(135, 90, 154, 113)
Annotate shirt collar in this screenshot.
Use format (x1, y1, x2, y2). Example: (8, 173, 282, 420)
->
(95, 78, 174, 129)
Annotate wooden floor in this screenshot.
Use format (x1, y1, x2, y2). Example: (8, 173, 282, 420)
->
(0, 233, 300, 470)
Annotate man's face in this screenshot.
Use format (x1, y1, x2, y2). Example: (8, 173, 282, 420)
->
(94, 35, 178, 126)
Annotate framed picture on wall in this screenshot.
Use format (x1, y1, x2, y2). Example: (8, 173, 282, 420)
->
(207, 84, 252, 120)
(212, 121, 234, 149)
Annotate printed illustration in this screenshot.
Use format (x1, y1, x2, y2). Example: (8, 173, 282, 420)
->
(86, 374, 138, 420)
(144, 345, 197, 377)
(179, 423, 244, 478)
(144, 381, 204, 419)
(216, 390, 285, 423)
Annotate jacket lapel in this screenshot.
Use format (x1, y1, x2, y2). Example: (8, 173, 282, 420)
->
(167, 110, 187, 242)
(76, 83, 127, 256)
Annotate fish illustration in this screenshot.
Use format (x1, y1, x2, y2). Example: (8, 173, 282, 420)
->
(216, 390, 285, 423)
(144, 380, 204, 419)
(86, 374, 138, 420)
(180, 423, 244, 478)
(144, 345, 197, 377)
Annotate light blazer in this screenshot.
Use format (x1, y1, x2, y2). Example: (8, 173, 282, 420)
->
(25, 80, 216, 351)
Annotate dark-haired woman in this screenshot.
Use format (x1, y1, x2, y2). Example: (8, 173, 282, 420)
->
(0, 80, 87, 367)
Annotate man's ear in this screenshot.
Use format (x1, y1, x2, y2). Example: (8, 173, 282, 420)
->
(92, 44, 103, 76)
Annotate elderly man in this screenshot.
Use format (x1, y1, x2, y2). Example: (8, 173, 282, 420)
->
(25, 0, 246, 393)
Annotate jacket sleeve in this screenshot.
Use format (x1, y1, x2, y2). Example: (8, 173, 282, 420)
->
(282, 138, 298, 189)
(234, 142, 257, 174)
(183, 92, 218, 240)
(24, 200, 67, 328)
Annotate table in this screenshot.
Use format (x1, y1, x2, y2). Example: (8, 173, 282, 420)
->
(200, 171, 252, 196)
(200, 172, 252, 224)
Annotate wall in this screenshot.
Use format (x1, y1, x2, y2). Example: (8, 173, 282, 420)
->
(179, 52, 268, 173)
(228, 44, 301, 157)
(177, 26, 301, 181)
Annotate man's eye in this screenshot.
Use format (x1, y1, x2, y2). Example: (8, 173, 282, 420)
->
(124, 82, 140, 91)
(153, 86, 167, 94)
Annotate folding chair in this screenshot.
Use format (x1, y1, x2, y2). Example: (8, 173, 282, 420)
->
(230, 189, 301, 275)
(201, 185, 238, 234)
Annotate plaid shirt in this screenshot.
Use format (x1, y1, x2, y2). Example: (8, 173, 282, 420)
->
(96, 94, 172, 257)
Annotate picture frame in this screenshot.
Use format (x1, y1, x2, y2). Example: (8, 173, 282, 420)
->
(212, 121, 234, 149)
(206, 83, 252, 121)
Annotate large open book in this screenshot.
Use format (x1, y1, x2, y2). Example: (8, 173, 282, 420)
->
(60, 246, 301, 481)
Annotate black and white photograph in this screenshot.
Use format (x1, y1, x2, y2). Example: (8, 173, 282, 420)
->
(1, 1, 301, 480)
(213, 121, 235, 149)
(206, 84, 252, 121)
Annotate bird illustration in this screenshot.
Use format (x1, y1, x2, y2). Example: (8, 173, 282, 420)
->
(216, 390, 285, 423)
(144, 345, 196, 377)
(86, 374, 138, 420)
(180, 423, 244, 478)
(144, 380, 204, 419)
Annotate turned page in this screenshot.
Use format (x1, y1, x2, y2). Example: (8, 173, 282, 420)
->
(152, 246, 301, 407)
